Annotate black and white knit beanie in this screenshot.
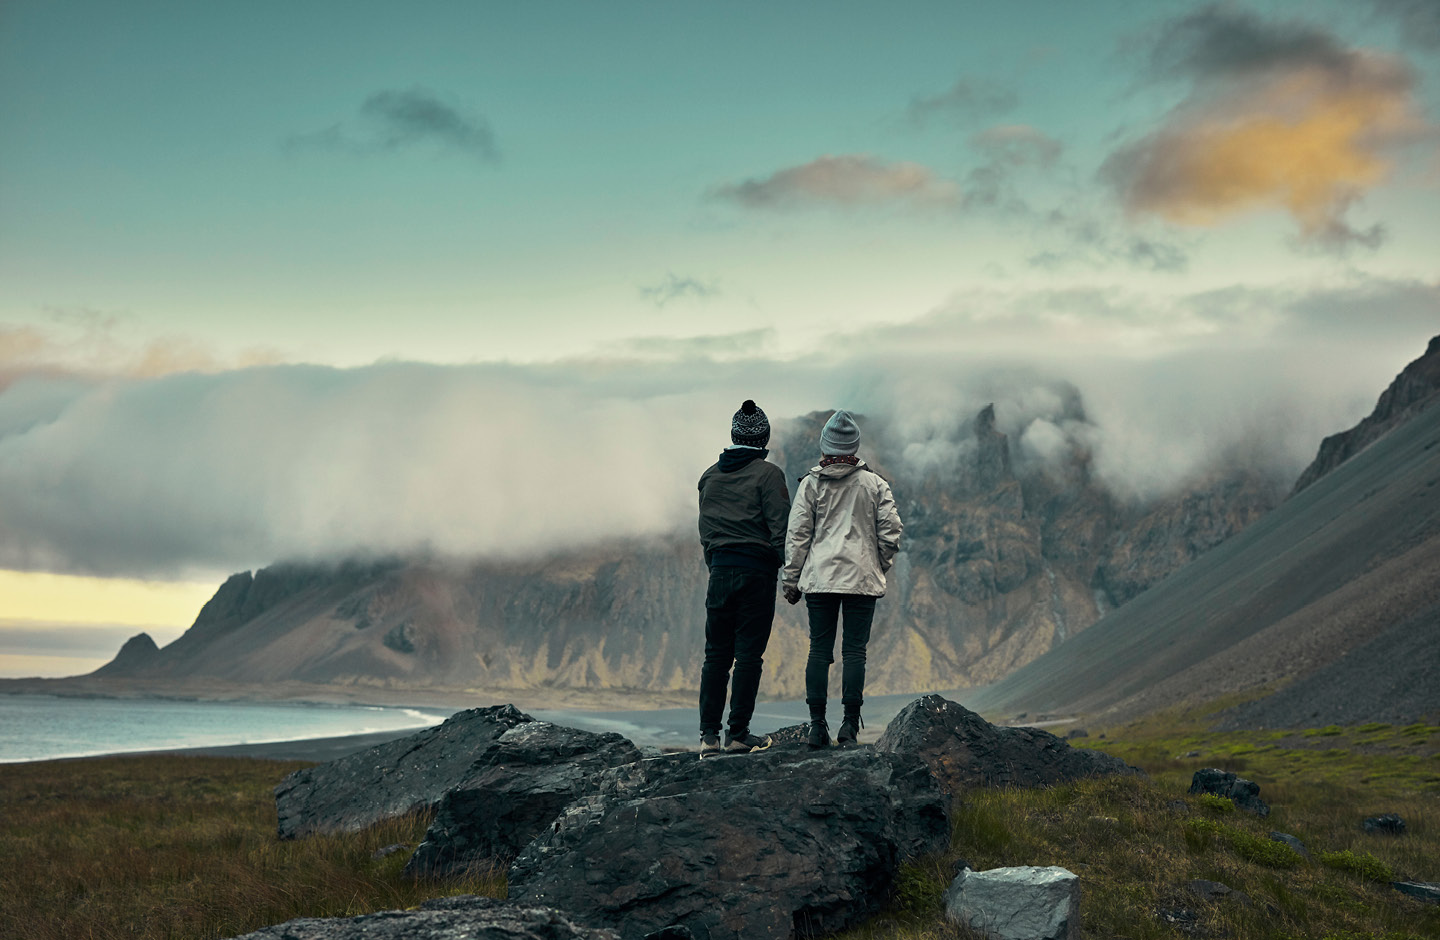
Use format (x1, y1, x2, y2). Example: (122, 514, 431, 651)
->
(730, 399, 770, 448)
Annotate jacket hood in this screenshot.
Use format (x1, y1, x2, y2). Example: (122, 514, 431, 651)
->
(811, 460, 867, 480)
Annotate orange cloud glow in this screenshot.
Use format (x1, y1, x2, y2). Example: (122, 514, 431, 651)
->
(1107, 36, 1431, 248)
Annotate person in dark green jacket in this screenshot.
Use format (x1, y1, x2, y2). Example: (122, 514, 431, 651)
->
(696, 400, 790, 757)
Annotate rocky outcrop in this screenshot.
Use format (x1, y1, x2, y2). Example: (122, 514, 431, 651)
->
(874, 694, 1139, 793)
(944, 866, 1080, 940)
(274, 704, 533, 839)
(1293, 334, 1440, 493)
(404, 721, 643, 877)
(225, 895, 619, 939)
(507, 746, 949, 940)
(89, 632, 159, 677)
(1188, 768, 1269, 817)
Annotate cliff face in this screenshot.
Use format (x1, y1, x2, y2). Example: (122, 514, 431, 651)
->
(1292, 334, 1440, 494)
(100, 404, 1282, 696)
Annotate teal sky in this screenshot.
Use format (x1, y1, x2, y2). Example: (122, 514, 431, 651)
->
(3, 0, 1437, 369)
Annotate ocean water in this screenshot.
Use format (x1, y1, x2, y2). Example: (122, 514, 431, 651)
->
(0, 694, 449, 763)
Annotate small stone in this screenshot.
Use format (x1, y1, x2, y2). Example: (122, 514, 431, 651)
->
(1167, 800, 1191, 815)
(1269, 831, 1309, 859)
(1188, 879, 1250, 907)
(371, 843, 409, 860)
(1182, 750, 1200, 758)
(1065, 728, 1089, 739)
(944, 866, 1080, 940)
(1154, 907, 1200, 935)
(1362, 813, 1406, 835)
(1392, 881, 1440, 904)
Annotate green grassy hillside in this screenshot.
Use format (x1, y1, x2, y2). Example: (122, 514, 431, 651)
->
(1, 716, 1435, 940)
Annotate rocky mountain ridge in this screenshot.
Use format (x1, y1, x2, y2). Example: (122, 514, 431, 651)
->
(95, 388, 1281, 698)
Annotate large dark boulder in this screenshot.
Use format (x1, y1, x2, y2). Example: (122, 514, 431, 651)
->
(1188, 768, 1270, 817)
(875, 694, 1139, 793)
(508, 745, 949, 940)
(225, 895, 619, 939)
(404, 721, 644, 877)
(274, 704, 533, 839)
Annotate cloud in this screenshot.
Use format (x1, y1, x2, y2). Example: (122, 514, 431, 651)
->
(962, 124, 1064, 211)
(1103, 5, 1431, 250)
(1027, 209, 1189, 273)
(1, 308, 280, 392)
(709, 155, 959, 210)
(1371, 0, 1440, 48)
(638, 273, 722, 308)
(287, 88, 499, 163)
(907, 77, 1019, 126)
(1, 279, 1434, 579)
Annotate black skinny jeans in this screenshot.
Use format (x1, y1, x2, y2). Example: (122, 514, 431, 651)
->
(699, 565, 776, 736)
(804, 593, 877, 717)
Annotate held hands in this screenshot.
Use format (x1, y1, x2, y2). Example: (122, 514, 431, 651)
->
(783, 585, 802, 606)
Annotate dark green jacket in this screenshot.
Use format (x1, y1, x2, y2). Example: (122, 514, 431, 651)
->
(697, 449, 791, 569)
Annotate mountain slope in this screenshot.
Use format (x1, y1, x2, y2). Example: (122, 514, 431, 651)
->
(93, 399, 1278, 698)
(967, 338, 1440, 726)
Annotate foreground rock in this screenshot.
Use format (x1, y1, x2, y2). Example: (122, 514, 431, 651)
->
(1188, 768, 1270, 817)
(404, 721, 643, 877)
(274, 704, 533, 839)
(227, 895, 618, 939)
(944, 866, 1080, 940)
(509, 745, 949, 939)
(875, 694, 1138, 793)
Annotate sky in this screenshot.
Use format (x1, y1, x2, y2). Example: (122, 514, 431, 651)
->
(1, 1, 1437, 675)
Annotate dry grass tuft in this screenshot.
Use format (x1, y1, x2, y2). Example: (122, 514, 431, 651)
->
(0, 755, 502, 940)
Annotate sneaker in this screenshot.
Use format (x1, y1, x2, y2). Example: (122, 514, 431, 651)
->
(807, 718, 831, 748)
(700, 731, 722, 758)
(724, 730, 773, 753)
(837, 715, 862, 746)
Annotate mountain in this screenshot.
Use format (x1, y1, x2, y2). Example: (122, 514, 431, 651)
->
(967, 334, 1440, 727)
(95, 388, 1281, 699)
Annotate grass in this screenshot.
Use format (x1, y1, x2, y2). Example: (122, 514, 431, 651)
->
(1, 710, 1436, 940)
(835, 707, 1440, 940)
(0, 755, 502, 940)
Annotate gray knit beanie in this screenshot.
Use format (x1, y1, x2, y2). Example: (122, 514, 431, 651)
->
(820, 410, 860, 456)
(731, 399, 770, 447)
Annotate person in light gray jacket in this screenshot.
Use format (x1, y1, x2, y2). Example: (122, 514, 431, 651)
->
(781, 410, 902, 747)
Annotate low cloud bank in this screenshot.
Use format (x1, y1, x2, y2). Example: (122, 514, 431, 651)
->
(0, 280, 1434, 580)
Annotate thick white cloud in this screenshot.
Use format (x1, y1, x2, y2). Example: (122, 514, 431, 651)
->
(0, 279, 1434, 578)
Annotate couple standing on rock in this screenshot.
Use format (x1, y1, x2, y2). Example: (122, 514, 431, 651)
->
(696, 400, 904, 757)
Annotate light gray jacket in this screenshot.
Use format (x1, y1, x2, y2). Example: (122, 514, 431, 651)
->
(782, 461, 903, 596)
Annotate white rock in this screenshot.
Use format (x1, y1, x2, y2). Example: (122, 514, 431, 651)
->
(944, 865, 1080, 940)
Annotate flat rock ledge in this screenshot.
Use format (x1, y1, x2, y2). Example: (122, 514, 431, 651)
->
(225, 895, 619, 939)
(508, 744, 949, 940)
(405, 721, 643, 877)
(275, 704, 534, 839)
(875, 694, 1140, 793)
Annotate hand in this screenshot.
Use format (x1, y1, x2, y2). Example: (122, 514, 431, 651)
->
(783, 586, 802, 606)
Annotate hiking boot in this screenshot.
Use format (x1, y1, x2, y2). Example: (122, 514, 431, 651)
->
(724, 731, 773, 753)
(700, 731, 722, 758)
(837, 714, 862, 746)
(807, 718, 831, 748)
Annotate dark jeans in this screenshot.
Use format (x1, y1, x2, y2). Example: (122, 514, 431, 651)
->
(804, 593, 877, 717)
(699, 566, 777, 736)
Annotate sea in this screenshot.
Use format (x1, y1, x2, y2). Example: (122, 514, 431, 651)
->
(0, 694, 450, 763)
